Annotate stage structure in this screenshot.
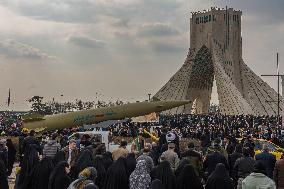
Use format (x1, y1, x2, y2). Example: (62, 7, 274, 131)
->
(154, 7, 282, 115)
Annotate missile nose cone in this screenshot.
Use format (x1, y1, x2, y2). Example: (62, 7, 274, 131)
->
(167, 100, 191, 106)
(176, 100, 191, 105)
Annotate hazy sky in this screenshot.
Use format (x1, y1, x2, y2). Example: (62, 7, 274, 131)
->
(0, 0, 283, 110)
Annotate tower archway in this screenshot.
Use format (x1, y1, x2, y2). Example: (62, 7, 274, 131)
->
(187, 45, 214, 113)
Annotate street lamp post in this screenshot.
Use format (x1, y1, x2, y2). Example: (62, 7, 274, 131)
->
(261, 53, 282, 124)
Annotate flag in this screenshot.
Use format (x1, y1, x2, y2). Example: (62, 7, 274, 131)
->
(7, 88, 11, 107)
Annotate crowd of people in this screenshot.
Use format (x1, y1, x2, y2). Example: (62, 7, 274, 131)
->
(0, 124, 283, 189)
(1, 112, 284, 145)
(0, 112, 284, 189)
(110, 114, 284, 147)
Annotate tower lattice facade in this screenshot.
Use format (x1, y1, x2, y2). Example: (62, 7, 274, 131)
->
(154, 7, 282, 115)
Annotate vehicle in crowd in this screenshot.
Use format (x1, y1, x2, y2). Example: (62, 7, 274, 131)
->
(21, 99, 190, 132)
(254, 138, 284, 160)
(239, 138, 284, 160)
(69, 127, 111, 151)
(69, 127, 134, 152)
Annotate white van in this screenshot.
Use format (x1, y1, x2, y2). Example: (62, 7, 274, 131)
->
(69, 127, 110, 151)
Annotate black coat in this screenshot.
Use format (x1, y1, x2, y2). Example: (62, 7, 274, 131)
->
(204, 151, 228, 176)
(48, 161, 71, 189)
(233, 156, 255, 179)
(33, 157, 54, 189)
(22, 136, 41, 155)
(0, 146, 8, 168)
(149, 146, 160, 166)
(228, 152, 242, 177)
(52, 175, 71, 189)
(7, 142, 16, 176)
(104, 157, 128, 189)
(176, 165, 203, 189)
(255, 151, 276, 178)
(75, 148, 94, 173)
(0, 159, 8, 189)
(205, 163, 234, 189)
(151, 161, 176, 189)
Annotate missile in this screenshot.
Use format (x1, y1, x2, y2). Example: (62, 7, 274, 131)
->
(22, 100, 190, 131)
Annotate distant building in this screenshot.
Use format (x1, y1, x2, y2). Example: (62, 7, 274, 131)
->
(155, 7, 282, 115)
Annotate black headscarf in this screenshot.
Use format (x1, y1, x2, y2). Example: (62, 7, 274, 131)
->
(253, 161, 267, 175)
(102, 151, 113, 171)
(150, 179, 165, 189)
(176, 165, 203, 189)
(94, 156, 107, 189)
(75, 147, 95, 174)
(126, 153, 137, 178)
(205, 163, 234, 189)
(6, 138, 16, 176)
(33, 157, 54, 189)
(175, 159, 190, 177)
(18, 144, 40, 189)
(0, 157, 8, 189)
(48, 161, 71, 189)
(52, 150, 66, 166)
(104, 157, 128, 189)
(151, 161, 176, 189)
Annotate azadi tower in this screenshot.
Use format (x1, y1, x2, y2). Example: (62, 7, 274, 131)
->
(154, 7, 282, 115)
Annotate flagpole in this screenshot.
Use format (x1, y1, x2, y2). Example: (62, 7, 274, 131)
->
(7, 88, 11, 108)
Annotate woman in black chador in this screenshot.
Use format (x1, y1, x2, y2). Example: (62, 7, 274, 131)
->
(6, 138, 16, 176)
(176, 165, 203, 189)
(205, 163, 234, 189)
(126, 153, 137, 178)
(150, 179, 165, 189)
(151, 161, 176, 189)
(93, 156, 107, 189)
(104, 157, 128, 189)
(48, 161, 72, 189)
(33, 157, 54, 189)
(17, 144, 40, 189)
(52, 150, 66, 166)
(102, 151, 113, 170)
(174, 159, 190, 178)
(0, 154, 9, 189)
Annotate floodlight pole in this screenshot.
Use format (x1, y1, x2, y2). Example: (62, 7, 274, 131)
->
(261, 53, 283, 123)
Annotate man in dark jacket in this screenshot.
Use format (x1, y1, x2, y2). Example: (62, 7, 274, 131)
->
(228, 144, 243, 177)
(200, 131, 210, 155)
(181, 142, 203, 177)
(233, 147, 255, 187)
(63, 139, 79, 167)
(274, 155, 284, 189)
(255, 145, 276, 178)
(203, 143, 229, 177)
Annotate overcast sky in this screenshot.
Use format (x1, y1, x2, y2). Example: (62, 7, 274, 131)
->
(0, 0, 283, 110)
